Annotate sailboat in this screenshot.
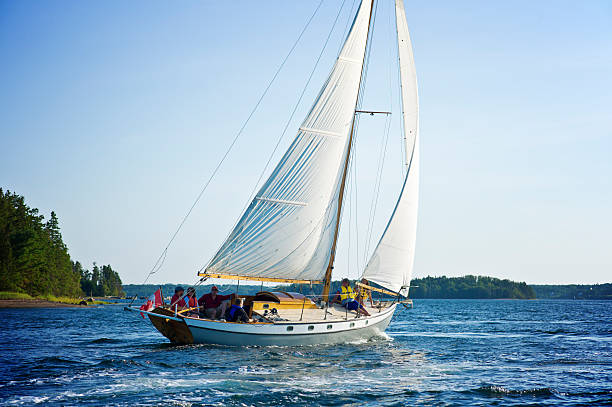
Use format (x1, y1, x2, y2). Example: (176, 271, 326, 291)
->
(126, 0, 419, 346)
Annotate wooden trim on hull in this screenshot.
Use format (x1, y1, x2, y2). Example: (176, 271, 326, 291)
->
(147, 307, 194, 344)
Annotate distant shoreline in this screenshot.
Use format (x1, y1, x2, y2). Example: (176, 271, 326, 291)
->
(0, 299, 86, 308)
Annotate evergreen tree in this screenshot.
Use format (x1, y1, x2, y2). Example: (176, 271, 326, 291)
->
(0, 188, 125, 298)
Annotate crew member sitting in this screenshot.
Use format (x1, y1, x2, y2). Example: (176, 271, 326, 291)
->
(333, 278, 370, 316)
(170, 286, 186, 309)
(184, 287, 199, 317)
(198, 286, 231, 320)
(357, 278, 374, 307)
(225, 303, 249, 323)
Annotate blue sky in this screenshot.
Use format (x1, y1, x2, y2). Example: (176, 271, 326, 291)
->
(1, 0, 610, 285)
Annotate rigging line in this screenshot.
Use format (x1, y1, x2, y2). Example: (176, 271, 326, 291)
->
(346, 156, 352, 279)
(352, 119, 361, 274)
(329, 0, 379, 286)
(337, 0, 358, 56)
(364, 113, 392, 259)
(364, 4, 396, 261)
(349, 0, 378, 275)
(338, 115, 358, 281)
(137, 0, 326, 286)
(344, 132, 360, 280)
(373, 1, 398, 256)
(355, 0, 378, 106)
(393, 2, 407, 178)
(203, 0, 349, 272)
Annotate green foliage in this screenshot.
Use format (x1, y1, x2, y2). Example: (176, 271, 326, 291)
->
(0, 189, 80, 297)
(76, 261, 125, 297)
(409, 275, 536, 299)
(0, 188, 124, 299)
(0, 291, 35, 300)
(531, 284, 612, 300)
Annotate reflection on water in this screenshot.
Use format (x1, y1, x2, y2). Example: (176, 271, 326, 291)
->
(0, 300, 611, 406)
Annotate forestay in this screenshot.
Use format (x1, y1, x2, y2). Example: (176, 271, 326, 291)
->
(362, 0, 419, 296)
(204, 0, 374, 281)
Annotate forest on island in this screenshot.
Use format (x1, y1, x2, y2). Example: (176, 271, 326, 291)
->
(409, 275, 535, 299)
(531, 284, 612, 300)
(0, 188, 124, 298)
(126, 276, 537, 300)
(125, 279, 612, 301)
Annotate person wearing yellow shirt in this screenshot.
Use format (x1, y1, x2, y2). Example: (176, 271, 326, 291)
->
(332, 278, 370, 316)
(357, 278, 374, 307)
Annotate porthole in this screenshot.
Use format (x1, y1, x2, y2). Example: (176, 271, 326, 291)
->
(350, 322, 355, 328)
(365, 320, 369, 325)
(286, 326, 293, 331)
(263, 304, 269, 309)
(308, 325, 314, 331)
(327, 324, 333, 330)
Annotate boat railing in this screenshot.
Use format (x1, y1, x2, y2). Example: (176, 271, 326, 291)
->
(165, 290, 408, 323)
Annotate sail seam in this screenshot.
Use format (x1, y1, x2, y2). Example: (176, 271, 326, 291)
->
(254, 196, 308, 207)
(337, 56, 360, 64)
(299, 127, 344, 139)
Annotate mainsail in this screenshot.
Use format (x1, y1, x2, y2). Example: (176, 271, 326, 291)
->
(203, 0, 374, 282)
(361, 0, 419, 296)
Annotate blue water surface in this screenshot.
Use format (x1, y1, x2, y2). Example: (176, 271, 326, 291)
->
(0, 299, 611, 406)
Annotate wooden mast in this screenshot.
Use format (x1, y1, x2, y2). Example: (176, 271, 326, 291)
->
(321, 0, 376, 303)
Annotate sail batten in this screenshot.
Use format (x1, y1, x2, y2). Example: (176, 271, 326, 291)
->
(205, 0, 374, 282)
(361, 0, 419, 296)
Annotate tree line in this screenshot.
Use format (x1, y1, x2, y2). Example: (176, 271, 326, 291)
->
(0, 188, 124, 298)
(74, 261, 124, 297)
(125, 279, 612, 301)
(409, 275, 535, 299)
(531, 284, 612, 300)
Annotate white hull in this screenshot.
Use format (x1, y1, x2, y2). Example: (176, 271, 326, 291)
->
(186, 304, 396, 346)
(133, 304, 397, 346)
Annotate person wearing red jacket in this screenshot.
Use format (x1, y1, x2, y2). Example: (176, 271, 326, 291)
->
(198, 286, 231, 320)
(183, 287, 199, 317)
(170, 286, 186, 309)
(184, 287, 198, 308)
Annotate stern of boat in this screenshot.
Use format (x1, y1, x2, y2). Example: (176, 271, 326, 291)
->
(147, 307, 194, 345)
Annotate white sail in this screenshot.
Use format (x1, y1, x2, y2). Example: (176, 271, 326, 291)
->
(362, 0, 419, 296)
(204, 0, 373, 281)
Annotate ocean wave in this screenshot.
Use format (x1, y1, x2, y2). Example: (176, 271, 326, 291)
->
(3, 395, 50, 405)
(88, 337, 122, 344)
(34, 356, 84, 367)
(471, 385, 557, 397)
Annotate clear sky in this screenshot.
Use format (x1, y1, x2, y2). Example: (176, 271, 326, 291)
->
(1, 0, 610, 285)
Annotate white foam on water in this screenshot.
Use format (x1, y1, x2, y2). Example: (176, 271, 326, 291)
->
(237, 365, 280, 375)
(5, 395, 49, 405)
(387, 331, 526, 339)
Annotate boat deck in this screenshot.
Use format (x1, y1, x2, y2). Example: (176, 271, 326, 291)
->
(265, 304, 389, 323)
(178, 303, 392, 324)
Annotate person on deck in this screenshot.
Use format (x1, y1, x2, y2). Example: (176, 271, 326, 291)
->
(333, 278, 370, 316)
(184, 287, 199, 317)
(357, 278, 374, 308)
(225, 303, 249, 323)
(170, 286, 186, 309)
(198, 286, 231, 320)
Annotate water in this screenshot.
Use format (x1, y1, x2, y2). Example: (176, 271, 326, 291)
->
(1, 300, 610, 406)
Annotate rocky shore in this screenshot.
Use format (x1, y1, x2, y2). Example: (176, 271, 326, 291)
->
(0, 299, 85, 308)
